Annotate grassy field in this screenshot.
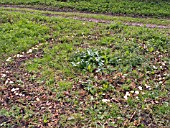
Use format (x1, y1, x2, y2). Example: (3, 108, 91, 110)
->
(1, 7, 170, 26)
(0, 0, 170, 18)
(0, 3, 170, 128)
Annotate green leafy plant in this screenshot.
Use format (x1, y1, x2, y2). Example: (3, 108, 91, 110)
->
(71, 49, 109, 72)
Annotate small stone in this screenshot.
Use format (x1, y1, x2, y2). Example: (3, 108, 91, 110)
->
(11, 88, 19, 92)
(124, 92, 130, 100)
(16, 54, 24, 58)
(1, 74, 6, 78)
(155, 101, 159, 104)
(5, 78, 10, 85)
(157, 74, 161, 78)
(27, 49, 33, 53)
(158, 55, 163, 58)
(145, 84, 151, 90)
(125, 92, 130, 96)
(124, 95, 128, 100)
(9, 81, 14, 84)
(162, 62, 165, 66)
(148, 88, 152, 90)
(153, 65, 157, 69)
(11, 88, 15, 92)
(6, 57, 11, 62)
(67, 116, 74, 121)
(15, 88, 19, 91)
(130, 91, 134, 93)
(138, 86, 142, 90)
(36, 97, 40, 101)
(158, 78, 162, 81)
(135, 91, 139, 95)
(102, 99, 110, 103)
(159, 81, 163, 84)
(19, 93, 22, 96)
(33, 47, 38, 50)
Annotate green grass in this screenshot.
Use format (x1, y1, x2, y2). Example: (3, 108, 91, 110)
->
(0, 11, 50, 60)
(1, 7, 170, 26)
(0, 9, 170, 127)
(0, 0, 170, 18)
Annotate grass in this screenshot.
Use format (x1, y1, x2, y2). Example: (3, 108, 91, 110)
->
(0, 0, 170, 18)
(1, 7, 170, 26)
(0, 7, 170, 128)
(0, 10, 50, 61)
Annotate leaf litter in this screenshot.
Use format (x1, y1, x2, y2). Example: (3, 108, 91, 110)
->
(0, 8, 170, 127)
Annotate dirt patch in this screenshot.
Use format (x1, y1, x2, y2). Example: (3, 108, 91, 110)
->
(43, 13, 170, 29)
(124, 22, 170, 29)
(0, 42, 61, 127)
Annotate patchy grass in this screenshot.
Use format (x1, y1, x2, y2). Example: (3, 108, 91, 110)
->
(1, 7, 170, 26)
(0, 11, 50, 61)
(0, 0, 170, 18)
(0, 9, 170, 127)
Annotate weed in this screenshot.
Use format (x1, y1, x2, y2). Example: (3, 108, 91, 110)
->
(71, 49, 110, 72)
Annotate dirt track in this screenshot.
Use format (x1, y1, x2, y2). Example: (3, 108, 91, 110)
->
(0, 4, 170, 29)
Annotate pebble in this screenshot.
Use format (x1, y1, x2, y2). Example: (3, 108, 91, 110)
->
(102, 99, 110, 103)
(1, 74, 6, 78)
(9, 81, 14, 84)
(6, 57, 11, 62)
(16, 54, 24, 58)
(27, 49, 33, 53)
(135, 91, 139, 95)
(11, 88, 19, 92)
(124, 92, 130, 100)
(5, 78, 10, 84)
(138, 86, 142, 90)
